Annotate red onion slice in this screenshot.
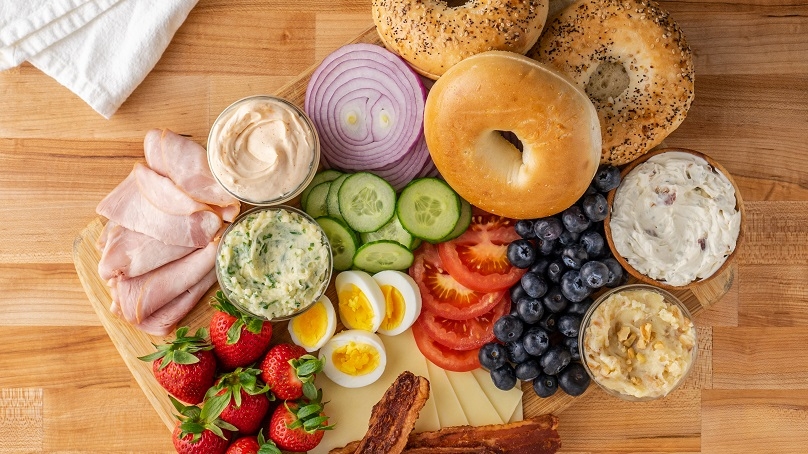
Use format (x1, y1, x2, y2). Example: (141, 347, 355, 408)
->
(305, 44, 426, 171)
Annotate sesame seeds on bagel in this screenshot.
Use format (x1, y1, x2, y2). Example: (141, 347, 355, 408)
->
(372, 0, 550, 79)
(530, 0, 695, 165)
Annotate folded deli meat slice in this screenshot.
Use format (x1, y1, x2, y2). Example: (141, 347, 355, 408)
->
(96, 163, 222, 248)
(111, 232, 219, 324)
(144, 128, 240, 222)
(98, 221, 196, 280)
(135, 269, 217, 336)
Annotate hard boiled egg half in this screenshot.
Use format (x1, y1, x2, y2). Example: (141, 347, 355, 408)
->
(373, 270, 421, 336)
(320, 330, 387, 388)
(335, 270, 386, 332)
(287, 295, 337, 352)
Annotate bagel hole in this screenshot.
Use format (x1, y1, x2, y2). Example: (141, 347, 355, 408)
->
(444, 0, 470, 7)
(585, 61, 630, 103)
(497, 130, 524, 153)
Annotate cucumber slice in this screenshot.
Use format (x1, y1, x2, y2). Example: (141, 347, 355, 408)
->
(303, 181, 331, 219)
(326, 173, 351, 222)
(300, 169, 342, 208)
(353, 240, 414, 273)
(316, 216, 358, 271)
(360, 214, 414, 249)
(437, 198, 472, 242)
(410, 238, 422, 251)
(396, 178, 461, 242)
(338, 172, 396, 233)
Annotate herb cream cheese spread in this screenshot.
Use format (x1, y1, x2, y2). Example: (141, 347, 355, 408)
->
(217, 208, 330, 320)
(582, 288, 696, 399)
(609, 151, 741, 286)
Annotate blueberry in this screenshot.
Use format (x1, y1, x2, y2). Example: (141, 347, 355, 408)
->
(538, 312, 559, 333)
(557, 362, 590, 396)
(534, 217, 563, 241)
(602, 257, 625, 287)
(529, 257, 551, 276)
(514, 219, 536, 239)
(507, 239, 535, 268)
(506, 340, 530, 364)
(520, 272, 548, 298)
(581, 193, 609, 222)
(515, 359, 541, 381)
(516, 297, 545, 324)
(563, 336, 581, 361)
(558, 229, 581, 247)
(546, 260, 566, 284)
(542, 287, 569, 313)
(479, 342, 508, 370)
(566, 297, 593, 316)
(536, 238, 556, 256)
(493, 315, 524, 343)
(522, 327, 551, 357)
(579, 230, 606, 258)
(594, 166, 621, 193)
(510, 283, 528, 305)
(585, 184, 598, 196)
(557, 314, 582, 338)
(580, 261, 610, 288)
(532, 374, 558, 398)
(560, 270, 592, 303)
(562, 244, 588, 270)
(539, 346, 572, 376)
(561, 206, 591, 234)
(490, 363, 517, 391)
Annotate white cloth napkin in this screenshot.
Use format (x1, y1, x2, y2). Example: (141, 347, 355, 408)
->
(0, 0, 198, 118)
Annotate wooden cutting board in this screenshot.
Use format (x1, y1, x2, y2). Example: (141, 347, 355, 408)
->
(71, 25, 733, 434)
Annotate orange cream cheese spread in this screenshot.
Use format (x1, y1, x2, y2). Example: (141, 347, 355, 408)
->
(208, 96, 317, 204)
(610, 151, 741, 286)
(583, 288, 696, 399)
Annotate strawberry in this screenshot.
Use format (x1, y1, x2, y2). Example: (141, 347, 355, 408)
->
(260, 343, 323, 401)
(210, 291, 273, 370)
(267, 387, 332, 452)
(226, 431, 281, 454)
(138, 326, 217, 404)
(171, 395, 237, 454)
(206, 367, 274, 435)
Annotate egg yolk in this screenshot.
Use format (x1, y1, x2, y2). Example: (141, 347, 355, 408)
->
(380, 285, 405, 331)
(290, 302, 327, 347)
(338, 284, 374, 331)
(331, 341, 380, 376)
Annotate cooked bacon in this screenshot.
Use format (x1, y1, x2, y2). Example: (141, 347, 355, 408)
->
(402, 448, 499, 454)
(144, 129, 240, 221)
(135, 269, 217, 336)
(97, 221, 196, 280)
(96, 163, 221, 248)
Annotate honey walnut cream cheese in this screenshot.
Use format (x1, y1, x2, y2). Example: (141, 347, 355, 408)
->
(583, 288, 696, 399)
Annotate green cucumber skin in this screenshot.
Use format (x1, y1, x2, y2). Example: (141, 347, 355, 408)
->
(326, 173, 350, 222)
(396, 177, 461, 242)
(303, 181, 331, 219)
(436, 198, 472, 243)
(301, 169, 342, 208)
(316, 216, 358, 271)
(338, 172, 396, 233)
(352, 240, 414, 273)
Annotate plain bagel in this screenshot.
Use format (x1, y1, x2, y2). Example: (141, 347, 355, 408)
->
(372, 0, 549, 79)
(530, 0, 695, 165)
(424, 51, 601, 219)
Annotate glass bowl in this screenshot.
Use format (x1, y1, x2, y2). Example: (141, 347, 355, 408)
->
(215, 205, 332, 321)
(579, 284, 697, 401)
(207, 95, 320, 206)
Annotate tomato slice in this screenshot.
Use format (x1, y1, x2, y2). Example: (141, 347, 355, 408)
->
(409, 243, 504, 320)
(416, 293, 511, 351)
(437, 214, 527, 292)
(412, 322, 481, 372)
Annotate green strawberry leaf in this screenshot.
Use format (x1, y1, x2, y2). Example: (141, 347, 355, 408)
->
(295, 403, 321, 420)
(245, 317, 265, 334)
(302, 381, 318, 402)
(180, 421, 206, 437)
(175, 326, 190, 338)
(258, 442, 282, 454)
(201, 392, 230, 422)
(214, 418, 238, 433)
(138, 347, 166, 362)
(206, 423, 227, 440)
(226, 318, 245, 345)
(172, 350, 200, 365)
(169, 395, 188, 414)
(302, 415, 330, 432)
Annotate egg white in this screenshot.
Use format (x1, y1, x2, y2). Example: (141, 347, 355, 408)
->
(372, 270, 422, 336)
(287, 294, 337, 352)
(320, 330, 387, 388)
(335, 270, 386, 332)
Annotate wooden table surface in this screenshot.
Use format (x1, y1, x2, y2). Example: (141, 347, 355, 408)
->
(1, 0, 807, 452)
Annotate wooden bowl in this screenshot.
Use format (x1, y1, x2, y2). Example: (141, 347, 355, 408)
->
(603, 148, 745, 292)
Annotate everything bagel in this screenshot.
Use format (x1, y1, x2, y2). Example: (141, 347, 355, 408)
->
(372, 0, 549, 79)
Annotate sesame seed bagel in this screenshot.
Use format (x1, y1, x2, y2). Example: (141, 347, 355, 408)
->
(372, 0, 549, 79)
(424, 51, 601, 219)
(530, 0, 695, 165)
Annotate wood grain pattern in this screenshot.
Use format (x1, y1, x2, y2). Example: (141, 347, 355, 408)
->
(1, 0, 807, 452)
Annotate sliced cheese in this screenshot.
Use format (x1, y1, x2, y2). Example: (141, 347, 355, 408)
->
(471, 368, 523, 423)
(310, 328, 439, 454)
(445, 370, 504, 426)
(426, 361, 469, 427)
(509, 399, 524, 423)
